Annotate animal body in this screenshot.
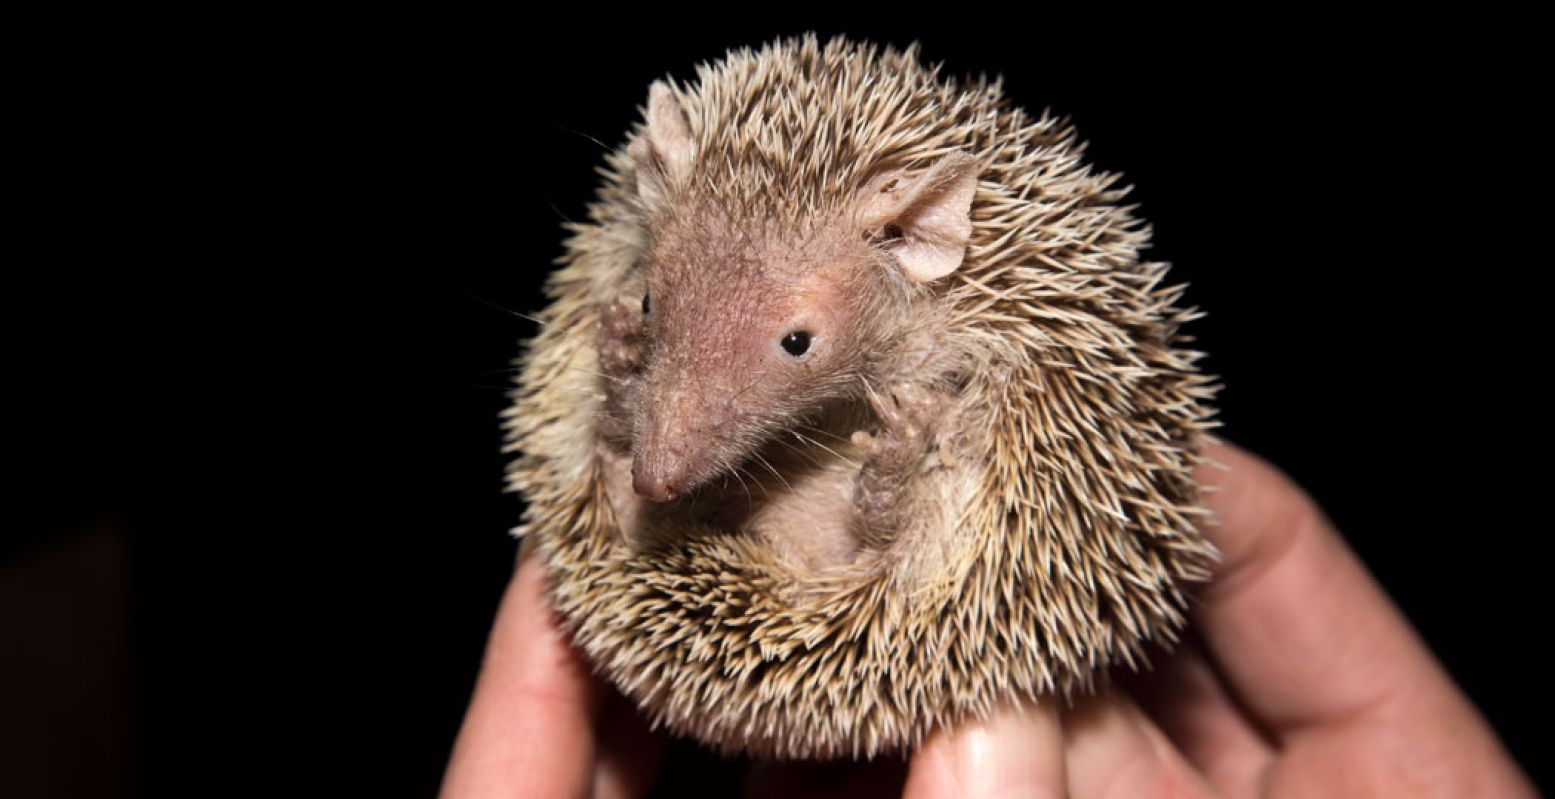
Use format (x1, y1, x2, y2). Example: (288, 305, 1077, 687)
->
(507, 34, 1219, 759)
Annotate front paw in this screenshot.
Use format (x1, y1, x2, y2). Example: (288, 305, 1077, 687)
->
(853, 382, 945, 471)
(851, 382, 960, 546)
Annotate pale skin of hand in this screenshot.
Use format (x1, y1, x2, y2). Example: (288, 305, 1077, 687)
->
(441, 441, 1537, 798)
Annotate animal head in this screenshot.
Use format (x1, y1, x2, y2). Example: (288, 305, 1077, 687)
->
(625, 80, 979, 502)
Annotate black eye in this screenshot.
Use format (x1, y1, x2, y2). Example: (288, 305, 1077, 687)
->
(781, 330, 811, 357)
(642, 293, 650, 315)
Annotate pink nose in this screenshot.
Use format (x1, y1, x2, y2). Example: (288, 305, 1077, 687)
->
(632, 464, 678, 503)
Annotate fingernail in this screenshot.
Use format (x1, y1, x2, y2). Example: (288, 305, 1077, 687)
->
(913, 702, 1064, 798)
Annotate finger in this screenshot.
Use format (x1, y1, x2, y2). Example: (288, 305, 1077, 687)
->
(441, 540, 605, 798)
(592, 690, 668, 799)
(1194, 441, 1536, 796)
(1063, 692, 1218, 799)
(1121, 641, 1272, 799)
(1193, 439, 1445, 731)
(903, 700, 1064, 799)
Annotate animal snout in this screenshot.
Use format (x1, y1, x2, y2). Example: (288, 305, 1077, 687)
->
(632, 461, 680, 503)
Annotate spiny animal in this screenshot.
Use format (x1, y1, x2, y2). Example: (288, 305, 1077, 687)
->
(505, 34, 1219, 759)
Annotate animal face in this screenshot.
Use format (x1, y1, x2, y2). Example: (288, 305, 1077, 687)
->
(630, 216, 881, 502)
(622, 81, 980, 502)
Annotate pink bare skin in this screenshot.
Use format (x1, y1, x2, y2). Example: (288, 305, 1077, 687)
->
(441, 441, 1535, 798)
(618, 82, 980, 512)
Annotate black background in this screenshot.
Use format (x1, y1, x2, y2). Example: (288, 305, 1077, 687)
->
(8, 14, 1545, 797)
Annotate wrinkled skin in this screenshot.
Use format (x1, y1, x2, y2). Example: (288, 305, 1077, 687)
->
(626, 212, 903, 504)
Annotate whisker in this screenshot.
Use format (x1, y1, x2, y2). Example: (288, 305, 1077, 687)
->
(750, 451, 794, 494)
(737, 464, 771, 499)
(463, 291, 547, 327)
(546, 200, 576, 226)
(729, 374, 763, 402)
(553, 124, 615, 153)
(796, 422, 854, 446)
(562, 365, 629, 383)
(727, 463, 753, 506)
(772, 434, 825, 468)
(475, 364, 529, 376)
(792, 430, 853, 465)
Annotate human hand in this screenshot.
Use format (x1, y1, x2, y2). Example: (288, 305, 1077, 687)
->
(440, 441, 1536, 797)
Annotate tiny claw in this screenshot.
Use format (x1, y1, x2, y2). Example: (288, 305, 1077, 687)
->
(937, 438, 959, 469)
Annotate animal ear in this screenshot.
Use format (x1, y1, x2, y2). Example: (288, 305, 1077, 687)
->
(628, 81, 693, 208)
(858, 152, 980, 283)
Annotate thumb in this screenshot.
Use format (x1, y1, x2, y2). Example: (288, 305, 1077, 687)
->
(903, 700, 1064, 799)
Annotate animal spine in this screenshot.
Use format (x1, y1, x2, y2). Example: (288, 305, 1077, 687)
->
(506, 34, 1219, 759)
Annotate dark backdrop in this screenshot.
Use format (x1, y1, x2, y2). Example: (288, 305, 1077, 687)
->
(8, 14, 1544, 797)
